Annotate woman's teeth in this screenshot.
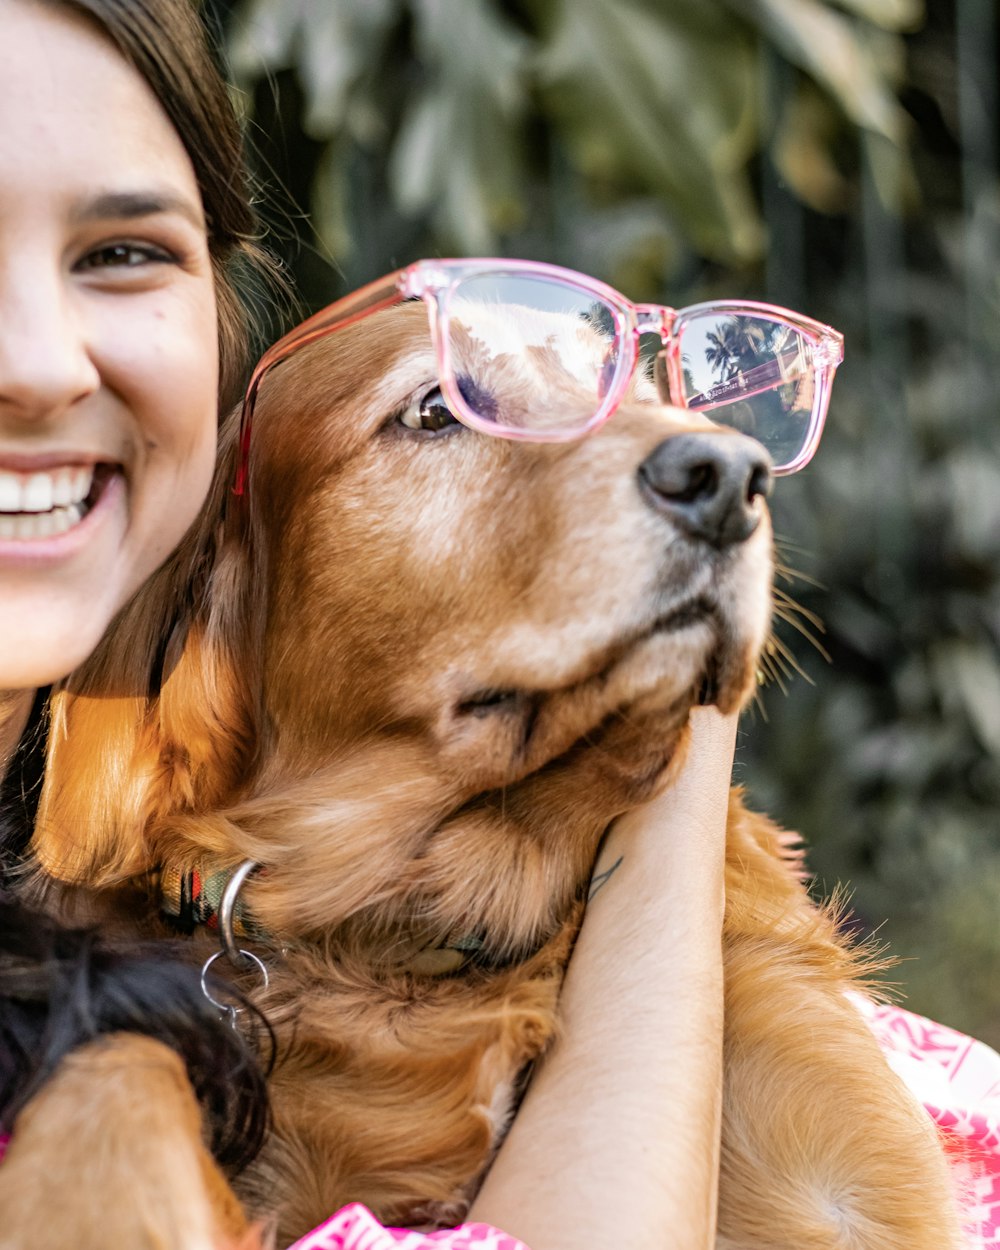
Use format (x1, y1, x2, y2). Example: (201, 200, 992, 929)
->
(0, 466, 96, 540)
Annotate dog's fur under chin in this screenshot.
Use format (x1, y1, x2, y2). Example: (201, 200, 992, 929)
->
(19, 302, 963, 1247)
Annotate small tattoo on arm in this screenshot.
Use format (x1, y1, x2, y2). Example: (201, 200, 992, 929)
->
(588, 855, 623, 901)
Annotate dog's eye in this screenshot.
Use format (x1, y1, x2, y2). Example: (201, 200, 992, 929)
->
(399, 387, 461, 433)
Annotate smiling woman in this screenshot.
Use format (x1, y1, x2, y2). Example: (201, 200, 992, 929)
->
(0, 2, 280, 1241)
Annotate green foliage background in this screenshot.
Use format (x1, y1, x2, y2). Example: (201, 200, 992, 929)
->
(212, 0, 1000, 1045)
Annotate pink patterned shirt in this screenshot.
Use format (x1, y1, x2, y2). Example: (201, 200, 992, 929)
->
(288, 1207, 528, 1250)
(852, 995, 1000, 1249)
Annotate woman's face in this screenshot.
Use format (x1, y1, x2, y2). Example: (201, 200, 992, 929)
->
(0, 1, 219, 689)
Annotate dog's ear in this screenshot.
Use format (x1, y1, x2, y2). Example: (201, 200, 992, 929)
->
(33, 417, 264, 885)
(154, 520, 265, 815)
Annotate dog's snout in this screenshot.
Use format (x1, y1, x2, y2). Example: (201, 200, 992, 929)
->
(638, 432, 772, 548)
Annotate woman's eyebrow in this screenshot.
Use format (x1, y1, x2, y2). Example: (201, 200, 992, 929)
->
(74, 189, 205, 229)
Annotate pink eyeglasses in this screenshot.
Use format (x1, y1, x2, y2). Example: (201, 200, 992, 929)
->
(235, 258, 844, 494)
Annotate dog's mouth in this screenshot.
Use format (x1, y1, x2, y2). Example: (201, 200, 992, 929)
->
(453, 591, 743, 780)
(460, 594, 720, 715)
(644, 594, 719, 649)
(696, 660, 720, 707)
(439, 594, 740, 810)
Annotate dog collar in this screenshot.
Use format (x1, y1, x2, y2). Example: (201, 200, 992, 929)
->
(160, 858, 487, 976)
(160, 860, 262, 941)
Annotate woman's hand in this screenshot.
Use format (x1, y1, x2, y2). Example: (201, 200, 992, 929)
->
(470, 706, 738, 1250)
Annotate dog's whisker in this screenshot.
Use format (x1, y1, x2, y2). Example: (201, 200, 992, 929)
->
(766, 632, 815, 684)
(772, 585, 826, 634)
(756, 659, 790, 698)
(772, 606, 831, 665)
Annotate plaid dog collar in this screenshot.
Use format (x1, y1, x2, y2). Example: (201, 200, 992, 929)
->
(160, 861, 262, 940)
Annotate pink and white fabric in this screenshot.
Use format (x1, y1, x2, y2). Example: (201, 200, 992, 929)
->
(854, 995, 1000, 1250)
(288, 1205, 529, 1250)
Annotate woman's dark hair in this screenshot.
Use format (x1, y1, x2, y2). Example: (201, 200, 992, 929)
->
(0, 891, 271, 1172)
(47, 0, 278, 411)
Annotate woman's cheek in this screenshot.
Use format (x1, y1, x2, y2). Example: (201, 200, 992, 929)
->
(119, 292, 220, 583)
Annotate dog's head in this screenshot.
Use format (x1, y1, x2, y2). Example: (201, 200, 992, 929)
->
(36, 300, 772, 930)
(242, 301, 772, 796)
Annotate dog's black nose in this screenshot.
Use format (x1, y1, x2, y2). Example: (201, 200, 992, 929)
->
(638, 432, 772, 548)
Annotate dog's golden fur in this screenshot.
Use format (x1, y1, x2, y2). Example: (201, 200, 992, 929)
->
(15, 302, 963, 1246)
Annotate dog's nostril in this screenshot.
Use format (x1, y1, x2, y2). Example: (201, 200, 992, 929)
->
(638, 431, 772, 550)
(672, 460, 718, 505)
(747, 463, 770, 505)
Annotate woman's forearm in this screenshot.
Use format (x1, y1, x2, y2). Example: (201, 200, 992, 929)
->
(469, 707, 736, 1250)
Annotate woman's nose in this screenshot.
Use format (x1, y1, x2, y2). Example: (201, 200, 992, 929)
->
(0, 276, 99, 421)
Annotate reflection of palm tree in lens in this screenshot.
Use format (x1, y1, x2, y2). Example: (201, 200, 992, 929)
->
(704, 324, 740, 380)
(705, 316, 775, 381)
(698, 316, 805, 464)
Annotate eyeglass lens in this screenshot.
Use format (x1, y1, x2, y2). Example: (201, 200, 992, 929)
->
(445, 273, 816, 467)
(445, 273, 629, 436)
(676, 311, 816, 471)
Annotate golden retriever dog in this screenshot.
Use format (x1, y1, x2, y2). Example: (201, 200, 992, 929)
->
(8, 297, 963, 1248)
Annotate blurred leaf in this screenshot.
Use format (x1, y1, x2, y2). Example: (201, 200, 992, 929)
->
(724, 0, 910, 141)
(387, 0, 529, 251)
(553, 199, 685, 297)
(774, 86, 852, 212)
(229, 0, 401, 138)
(311, 137, 354, 261)
(862, 127, 921, 215)
(828, 0, 924, 31)
(227, 0, 302, 73)
(534, 0, 764, 262)
(930, 640, 1000, 758)
(944, 450, 1000, 564)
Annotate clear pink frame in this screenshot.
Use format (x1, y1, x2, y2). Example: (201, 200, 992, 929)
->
(234, 258, 844, 495)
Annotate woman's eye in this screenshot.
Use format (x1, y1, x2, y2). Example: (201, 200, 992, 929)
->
(76, 243, 172, 271)
(399, 387, 461, 433)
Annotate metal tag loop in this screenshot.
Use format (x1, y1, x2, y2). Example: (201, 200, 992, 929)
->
(200, 947, 269, 1028)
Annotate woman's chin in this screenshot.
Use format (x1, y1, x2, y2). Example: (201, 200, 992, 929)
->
(0, 613, 112, 691)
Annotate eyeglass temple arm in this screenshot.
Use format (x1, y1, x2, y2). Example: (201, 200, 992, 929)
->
(233, 270, 407, 497)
